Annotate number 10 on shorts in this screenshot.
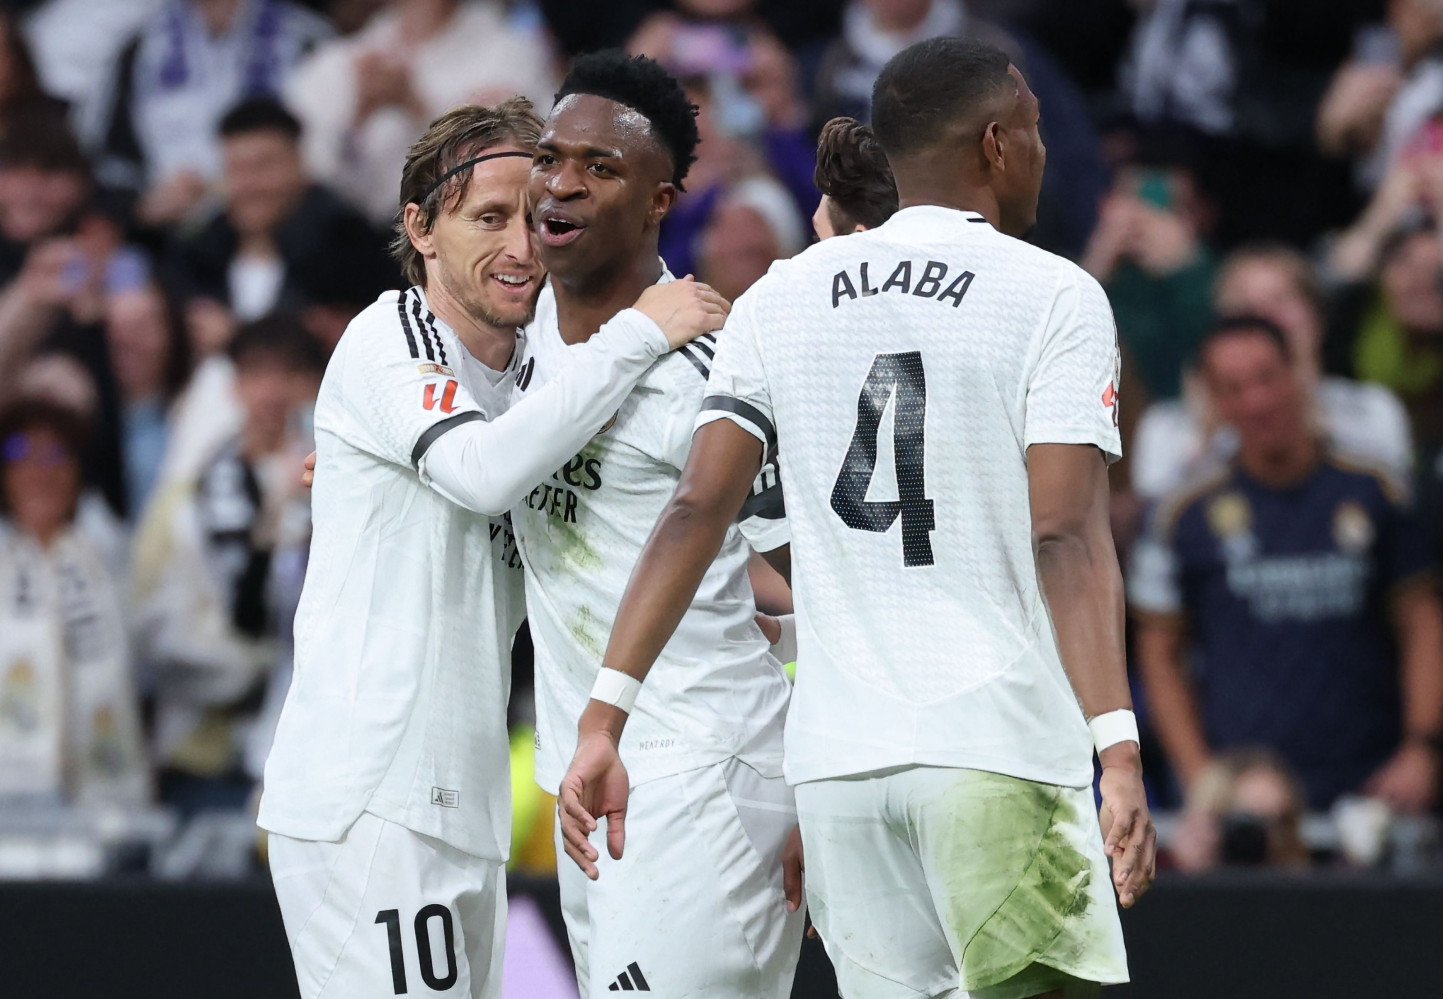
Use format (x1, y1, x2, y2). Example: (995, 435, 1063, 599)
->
(376, 906, 458, 993)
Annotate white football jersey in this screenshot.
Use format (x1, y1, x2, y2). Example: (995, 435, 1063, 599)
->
(259, 288, 525, 861)
(513, 275, 792, 794)
(699, 206, 1123, 789)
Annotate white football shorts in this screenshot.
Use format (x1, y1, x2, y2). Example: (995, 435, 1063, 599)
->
(556, 756, 805, 997)
(268, 811, 506, 999)
(795, 766, 1129, 999)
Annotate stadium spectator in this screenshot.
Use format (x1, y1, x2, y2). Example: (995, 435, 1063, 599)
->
(284, 0, 556, 224)
(102, 281, 192, 521)
(1170, 747, 1311, 871)
(1082, 154, 1217, 401)
(0, 398, 149, 807)
(1130, 317, 1443, 812)
(1318, 0, 1443, 191)
(130, 315, 322, 815)
(97, 0, 332, 227)
(695, 176, 805, 300)
(811, 0, 1107, 256)
(170, 97, 395, 322)
(1131, 244, 1413, 502)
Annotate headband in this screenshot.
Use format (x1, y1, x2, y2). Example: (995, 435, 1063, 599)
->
(417, 150, 532, 205)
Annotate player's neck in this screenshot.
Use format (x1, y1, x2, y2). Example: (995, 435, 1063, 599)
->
(894, 168, 1008, 233)
(551, 253, 663, 346)
(1238, 434, 1320, 489)
(422, 280, 515, 371)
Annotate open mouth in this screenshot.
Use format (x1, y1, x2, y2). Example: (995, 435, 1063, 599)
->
(539, 212, 586, 247)
(491, 273, 534, 294)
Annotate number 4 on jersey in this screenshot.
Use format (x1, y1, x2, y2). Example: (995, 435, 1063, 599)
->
(831, 351, 935, 567)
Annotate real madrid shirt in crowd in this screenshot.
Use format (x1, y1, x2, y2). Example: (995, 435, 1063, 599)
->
(1129, 451, 1435, 808)
(0, 523, 148, 806)
(512, 270, 792, 795)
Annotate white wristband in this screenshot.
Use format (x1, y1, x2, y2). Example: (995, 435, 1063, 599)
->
(590, 668, 642, 714)
(1088, 709, 1139, 755)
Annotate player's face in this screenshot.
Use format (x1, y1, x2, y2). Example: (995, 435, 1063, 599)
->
(424, 151, 542, 330)
(996, 65, 1046, 237)
(531, 94, 676, 284)
(1203, 333, 1306, 455)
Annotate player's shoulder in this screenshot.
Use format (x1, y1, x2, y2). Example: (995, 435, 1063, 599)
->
(646, 330, 719, 389)
(1322, 449, 1408, 507)
(336, 287, 450, 366)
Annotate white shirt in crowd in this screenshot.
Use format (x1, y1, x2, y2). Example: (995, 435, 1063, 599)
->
(284, 1, 556, 224)
(512, 276, 792, 796)
(699, 206, 1122, 789)
(258, 287, 673, 860)
(1130, 376, 1413, 502)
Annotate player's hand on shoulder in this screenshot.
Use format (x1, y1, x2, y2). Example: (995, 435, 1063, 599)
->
(301, 451, 317, 489)
(558, 728, 631, 880)
(1097, 744, 1156, 909)
(634, 274, 730, 349)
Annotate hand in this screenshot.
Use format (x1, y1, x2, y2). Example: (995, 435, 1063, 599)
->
(557, 727, 630, 879)
(633, 276, 730, 349)
(137, 170, 208, 227)
(781, 824, 805, 913)
(1079, 193, 1140, 282)
(1129, 204, 1199, 276)
(1318, 62, 1400, 156)
(301, 451, 317, 488)
(16, 239, 86, 308)
(1363, 742, 1439, 814)
(354, 50, 423, 123)
(755, 612, 781, 645)
(1097, 746, 1156, 908)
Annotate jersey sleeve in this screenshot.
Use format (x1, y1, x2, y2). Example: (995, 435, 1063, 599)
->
(1024, 267, 1123, 464)
(694, 294, 776, 454)
(1374, 485, 1435, 591)
(338, 295, 491, 470)
(1128, 505, 1184, 616)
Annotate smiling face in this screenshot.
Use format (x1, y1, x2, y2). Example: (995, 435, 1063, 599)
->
(530, 94, 677, 288)
(408, 149, 543, 330)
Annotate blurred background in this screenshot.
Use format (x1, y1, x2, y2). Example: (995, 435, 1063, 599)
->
(0, 1, 1441, 996)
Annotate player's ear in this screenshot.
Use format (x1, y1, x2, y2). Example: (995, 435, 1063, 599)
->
(648, 181, 678, 228)
(981, 120, 1005, 173)
(403, 202, 437, 260)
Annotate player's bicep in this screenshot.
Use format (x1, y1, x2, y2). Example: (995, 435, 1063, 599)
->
(674, 418, 767, 524)
(1025, 270, 1123, 463)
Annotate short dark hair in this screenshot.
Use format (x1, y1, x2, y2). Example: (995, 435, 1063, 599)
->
(0, 107, 88, 175)
(814, 117, 897, 232)
(218, 97, 303, 141)
(227, 314, 329, 374)
(1198, 315, 1292, 368)
(556, 50, 699, 190)
(0, 396, 89, 516)
(872, 37, 1013, 158)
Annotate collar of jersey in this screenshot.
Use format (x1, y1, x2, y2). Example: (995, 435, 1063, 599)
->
(881, 204, 993, 237)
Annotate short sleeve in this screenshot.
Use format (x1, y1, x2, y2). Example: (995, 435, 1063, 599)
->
(338, 295, 488, 469)
(694, 293, 776, 454)
(1374, 485, 1435, 590)
(1024, 267, 1123, 463)
(1128, 506, 1183, 616)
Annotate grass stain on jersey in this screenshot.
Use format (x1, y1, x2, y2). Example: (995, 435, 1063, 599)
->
(922, 771, 1094, 991)
(569, 605, 605, 660)
(549, 515, 602, 572)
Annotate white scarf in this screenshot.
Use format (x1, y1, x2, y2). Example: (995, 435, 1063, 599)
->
(843, 0, 968, 71)
(0, 525, 149, 806)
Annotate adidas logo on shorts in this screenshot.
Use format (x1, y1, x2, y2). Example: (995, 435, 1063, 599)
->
(606, 962, 650, 991)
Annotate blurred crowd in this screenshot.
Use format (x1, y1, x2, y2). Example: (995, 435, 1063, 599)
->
(1, 0, 1442, 879)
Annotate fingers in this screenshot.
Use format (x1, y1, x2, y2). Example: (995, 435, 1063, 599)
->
(781, 826, 804, 912)
(1118, 822, 1158, 908)
(1104, 805, 1135, 858)
(605, 802, 627, 861)
(558, 780, 600, 879)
